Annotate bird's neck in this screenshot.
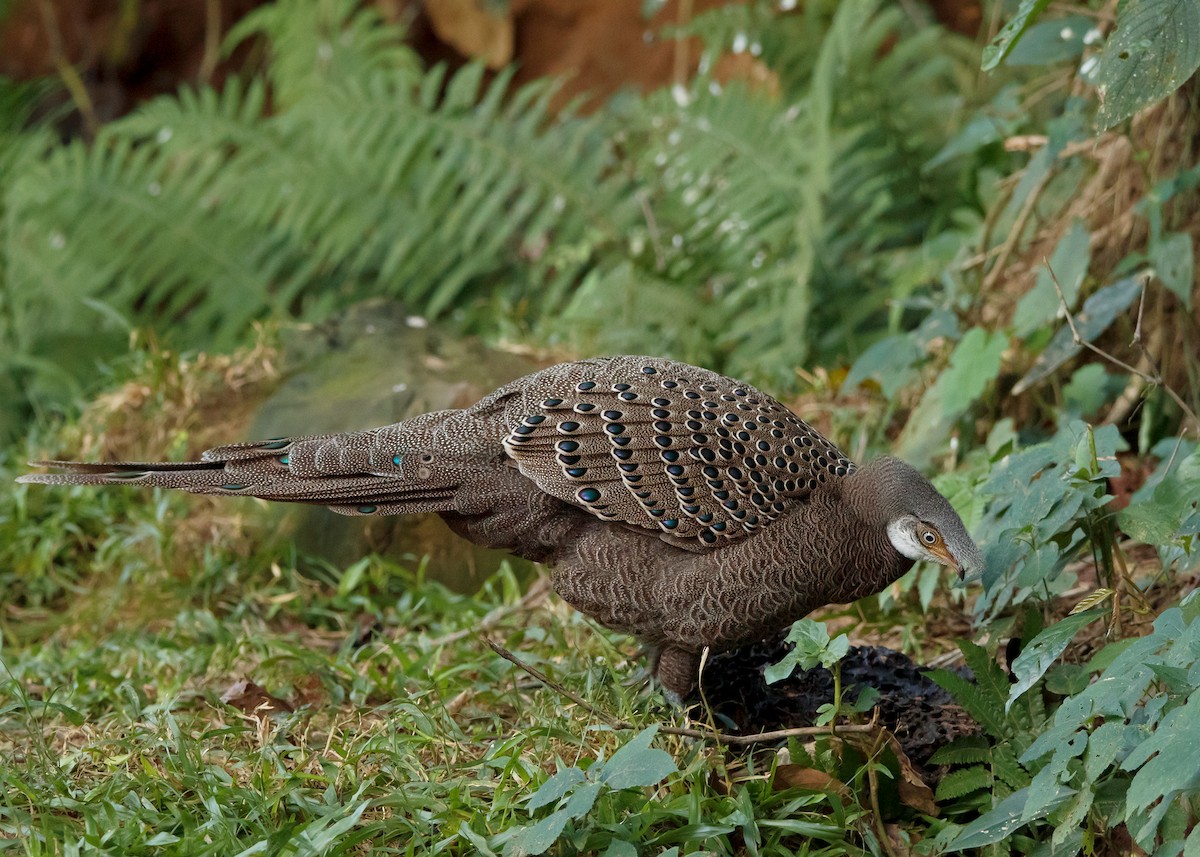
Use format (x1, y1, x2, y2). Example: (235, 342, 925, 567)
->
(773, 490, 915, 609)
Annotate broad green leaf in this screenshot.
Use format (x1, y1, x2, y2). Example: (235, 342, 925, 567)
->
(766, 619, 847, 682)
(897, 328, 1006, 467)
(1008, 610, 1104, 710)
(1005, 15, 1094, 66)
(1012, 219, 1091, 336)
(982, 0, 1054, 70)
(560, 781, 603, 819)
(601, 841, 638, 857)
(598, 726, 676, 790)
(504, 809, 572, 857)
(1118, 450, 1200, 544)
(1095, 0, 1200, 130)
(945, 785, 1074, 850)
(1152, 232, 1194, 309)
(841, 334, 923, 399)
(527, 766, 586, 811)
(1123, 694, 1200, 835)
(1013, 275, 1143, 393)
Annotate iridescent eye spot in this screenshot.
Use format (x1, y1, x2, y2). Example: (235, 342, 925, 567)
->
(358, 505, 378, 514)
(524, 414, 546, 425)
(577, 381, 596, 391)
(279, 455, 290, 465)
(578, 487, 601, 502)
(392, 455, 402, 466)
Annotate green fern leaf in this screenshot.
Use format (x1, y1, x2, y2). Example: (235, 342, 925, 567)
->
(926, 668, 1008, 740)
(928, 735, 992, 766)
(991, 744, 1032, 790)
(935, 766, 993, 801)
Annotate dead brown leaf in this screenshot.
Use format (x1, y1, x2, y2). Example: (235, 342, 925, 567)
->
(845, 728, 938, 817)
(773, 764, 849, 796)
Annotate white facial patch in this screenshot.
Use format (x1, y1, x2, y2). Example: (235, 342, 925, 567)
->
(886, 517, 927, 562)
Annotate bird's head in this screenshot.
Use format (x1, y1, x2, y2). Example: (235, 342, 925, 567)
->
(845, 456, 983, 581)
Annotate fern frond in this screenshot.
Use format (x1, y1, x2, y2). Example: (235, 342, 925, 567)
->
(928, 735, 992, 766)
(926, 668, 1009, 741)
(991, 744, 1032, 790)
(935, 766, 993, 801)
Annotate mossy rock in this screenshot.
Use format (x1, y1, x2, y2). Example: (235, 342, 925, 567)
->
(250, 300, 545, 592)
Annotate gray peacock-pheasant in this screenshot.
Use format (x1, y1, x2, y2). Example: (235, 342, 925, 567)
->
(19, 356, 982, 699)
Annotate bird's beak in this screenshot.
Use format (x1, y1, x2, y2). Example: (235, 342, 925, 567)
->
(927, 543, 959, 575)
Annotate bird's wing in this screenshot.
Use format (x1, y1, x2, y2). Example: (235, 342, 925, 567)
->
(500, 357, 855, 550)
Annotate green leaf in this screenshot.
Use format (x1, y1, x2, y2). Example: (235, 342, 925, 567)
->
(897, 328, 1006, 467)
(1012, 219, 1091, 336)
(602, 841, 638, 857)
(1095, 0, 1200, 130)
(1118, 450, 1200, 544)
(1123, 693, 1200, 841)
(935, 766, 993, 801)
(1013, 275, 1143, 394)
(527, 767, 586, 811)
(982, 0, 1054, 70)
(1005, 15, 1093, 66)
(946, 785, 1075, 850)
(765, 619, 849, 682)
(929, 735, 991, 766)
(598, 726, 676, 790)
(1152, 232, 1194, 309)
(852, 685, 881, 713)
(1008, 610, 1104, 710)
(926, 668, 1008, 739)
(841, 334, 923, 398)
(504, 809, 573, 857)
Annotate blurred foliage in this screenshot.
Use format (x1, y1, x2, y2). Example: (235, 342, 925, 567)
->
(0, 0, 990, 427)
(2, 0, 1200, 853)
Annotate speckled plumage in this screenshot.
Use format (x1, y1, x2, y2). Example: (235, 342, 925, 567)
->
(19, 356, 982, 699)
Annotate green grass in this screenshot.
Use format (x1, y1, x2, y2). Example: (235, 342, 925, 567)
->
(1, 459, 900, 855)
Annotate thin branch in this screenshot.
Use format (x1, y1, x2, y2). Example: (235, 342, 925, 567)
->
(983, 166, 1053, 294)
(484, 637, 876, 745)
(1047, 263, 1200, 433)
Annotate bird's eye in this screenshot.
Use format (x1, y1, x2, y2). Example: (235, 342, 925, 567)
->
(921, 529, 938, 545)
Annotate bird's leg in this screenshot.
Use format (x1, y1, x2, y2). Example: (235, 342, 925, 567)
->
(653, 646, 701, 705)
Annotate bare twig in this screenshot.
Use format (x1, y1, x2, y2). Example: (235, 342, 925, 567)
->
(37, 0, 99, 138)
(864, 721, 901, 857)
(484, 637, 877, 745)
(1046, 263, 1200, 433)
(984, 167, 1054, 294)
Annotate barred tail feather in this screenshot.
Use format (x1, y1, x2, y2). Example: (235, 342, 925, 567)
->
(18, 428, 464, 518)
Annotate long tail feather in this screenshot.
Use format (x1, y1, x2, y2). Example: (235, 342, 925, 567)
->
(17, 429, 464, 517)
